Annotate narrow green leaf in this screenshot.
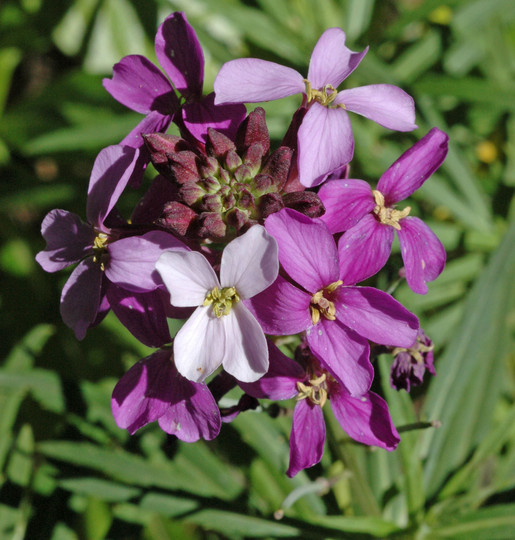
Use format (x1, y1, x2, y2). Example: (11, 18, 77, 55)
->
(58, 478, 141, 502)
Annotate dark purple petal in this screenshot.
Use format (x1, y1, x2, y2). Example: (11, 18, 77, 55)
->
(376, 128, 449, 204)
(307, 28, 368, 89)
(397, 217, 446, 294)
(121, 110, 172, 151)
(286, 399, 326, 477)
(36, 210, 95, 272)
(330, 388, 400, 450)
(318, 179, 375, 233)
(338, 215, 394, 285)
(60, 259, 103, 340)
(111, 350, 175, 434)
(334, 286, 419, 347)
(265, 209, 339, 293)
(307, 318, 372, 396)
(297, 104, 353, 187)
(155, 12, 204, 99)
(86, 145, 139, 227)
(103, 55, 178, 114)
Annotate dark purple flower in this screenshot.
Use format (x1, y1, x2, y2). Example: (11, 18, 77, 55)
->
(318, 128, 449, 294)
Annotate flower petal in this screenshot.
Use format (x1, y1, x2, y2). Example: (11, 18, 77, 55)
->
(297, 104, 353, 187)
(222, 304, 268, 383)
(334, 286, 419, 347)
(338, 215, 394, 285)
(220, 225, 278, 299)
(265, 208, 339, 293)
(214, 58, 304, 104)
(286, 399, 325, 477)
(307, 318, 372, 396)
(103, 55, 178, 114)
(397, 216, 446, 294)
(335, 84, 417, 132)
(377, 127, 449, 204)
(156, 250, 219, 307)
(318, 179, 376, 233)
(307, 28, 368, 89)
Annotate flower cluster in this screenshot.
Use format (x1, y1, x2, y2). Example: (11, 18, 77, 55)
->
(37, 12, 448, 476)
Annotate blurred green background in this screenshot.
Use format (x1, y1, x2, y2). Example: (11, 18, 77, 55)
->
(1, 0, 514, 538)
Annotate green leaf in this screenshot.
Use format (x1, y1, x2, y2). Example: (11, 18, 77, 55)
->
(58, 477, 141, 502)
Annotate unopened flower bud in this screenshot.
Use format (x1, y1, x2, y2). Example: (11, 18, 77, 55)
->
(283, 191, 325, 218)
(225, 149, 243, 171)
(158, 201, 197, 236)
(258, 192, 284, 219)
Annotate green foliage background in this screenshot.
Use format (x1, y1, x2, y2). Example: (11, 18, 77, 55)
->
(1, 0, 514, 538)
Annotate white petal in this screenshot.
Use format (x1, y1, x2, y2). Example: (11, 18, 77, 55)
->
(220, 225, 278, 299)
(222, 304, 269, 383)
(173, 305, 225, 382)
(156, 250, 219, 307)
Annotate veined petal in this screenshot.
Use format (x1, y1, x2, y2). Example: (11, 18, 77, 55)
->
(297, 104, 353, 187)
(214, 59, 304, 104)
(338, 215, 394, 285)
(220, 225, 278, 299)
(36, 210, 95, 272)
(318, 179, 376, 233)
(265, 208, 339, 293)
(334, 286, 419, 347)
(103, 55, 177, 114)
(173, 305, 225, 382)
(286, 400, 325, 477)
(156, 250, 219, 307)
(377, 128, 449, 204)
(222, 304, 268, 383)
(330, 388, 400, 450)
(308, 28, 368, 89)
(335, 84, 417, 131)
(155, 12, 204, 99)
(397, 216, 446, 294)
(307, 318, 372, 396)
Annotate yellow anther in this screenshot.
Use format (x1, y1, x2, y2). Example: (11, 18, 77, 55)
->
(372, 189, 411, 230)
(296, 373, 328, 407)
(310, 280, 342, 324)
(304, 80, 343, 108)
(392, 341, 434, 364)
(204, 286, 240, 318)
(92, 232, 109, 270)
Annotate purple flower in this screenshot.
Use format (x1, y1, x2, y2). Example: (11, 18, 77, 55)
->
(319, 128, 449, 294)
(248, 208, 419, 396)
(156, 225, 279, 383)
(390, 328, 435, 391)
(214, 28, 416, 187)
(240, 342, 399, 477)
(36, 145, 187, 345)
(112, 349, 221, 441)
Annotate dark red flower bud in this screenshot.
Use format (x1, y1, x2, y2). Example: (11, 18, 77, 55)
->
(206, 128, 236, 159)
(158, 201, 197, 236)
(261, 146, 293, 190)
(236, 107, 270, 155)
(201, 194, 223, 213)
(197, 212, 226, 238)
(225, 149, 243, 171)
(258, 192, 284, 219)
(282, 191, 325, 218)
(179, 182, 205, 206)
(226, 208, 249, 232)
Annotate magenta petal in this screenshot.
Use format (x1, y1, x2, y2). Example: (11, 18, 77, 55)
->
(335, 84, 417, 132)
(182, 93, 246, 143)
(377, 128, 449, 204)
(155, 12, 204, 99)
(330, 388, 400, 450)
(103, 55, 177, 114)
(308, 28, 368, 89)
(111, 350, 174, 434)
(338, 215, 394, 285)
(287, 399, 325, 477)
(36, 210, 95, 272)
(246, 275, 312, 335)
(121, 110, 172, 150)
(334, 286, 419, 347)
(318, 179, 376, 233)
(307, 318, 372, 396)
(107, 286, 171, 348)
(86, 145, 139, 226)
(397, 217, 446, 294)
(60, 259, 103, 340)
(214, 58, 304, 104)
(265, 209, 339, 292)
(297, 104, 353, 187)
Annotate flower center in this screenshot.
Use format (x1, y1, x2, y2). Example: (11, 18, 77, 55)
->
(203, 286, 240, 317)
(372, 190, 411, 230)
(296, 373, 328, 407)
(304, 80, 345, 108)
(392, 338, 434, 364)
(310, 280, 342, 325)
(92, 232, 109, 270)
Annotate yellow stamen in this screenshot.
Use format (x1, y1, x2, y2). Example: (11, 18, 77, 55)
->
(92, 232, 109, 270)
(372, 190, 411, 230)
(304, 80, 345, 109)
(310, 280, 342, 324)
(204, 286, 240, 317)
(392, 341, 434, 364)
(296, 373, 328, 407)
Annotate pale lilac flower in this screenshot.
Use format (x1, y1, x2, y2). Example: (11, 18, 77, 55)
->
(319, 128, 449, 293)
(156, 225, 279, 383)
(248, 209, 419, 396)
(112, 349, 221, 441)
(214, 28, 416, 187)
